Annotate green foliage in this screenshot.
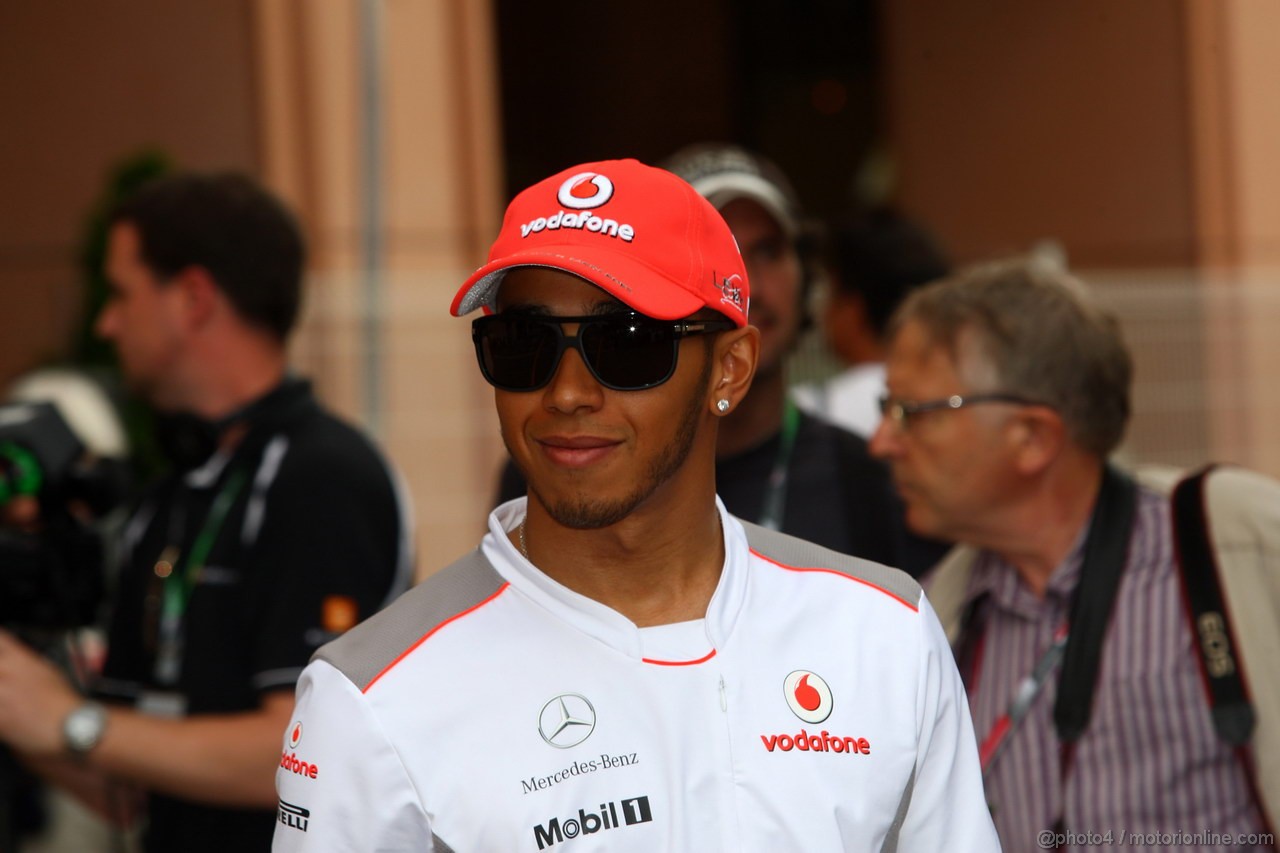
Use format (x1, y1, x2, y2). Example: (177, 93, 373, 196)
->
(73, 151, 172, 367)
(72, 151, 174, 482)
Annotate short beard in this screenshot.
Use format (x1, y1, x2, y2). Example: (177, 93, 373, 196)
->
(525, 350, 711, 530)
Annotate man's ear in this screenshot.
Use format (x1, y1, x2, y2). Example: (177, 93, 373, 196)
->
(708, 326, 760, 416)
(172, 266, 221, 331)
(1009, 405, 1066, 475)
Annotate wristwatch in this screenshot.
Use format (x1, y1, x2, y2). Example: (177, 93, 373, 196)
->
(62, 702, 108, 758)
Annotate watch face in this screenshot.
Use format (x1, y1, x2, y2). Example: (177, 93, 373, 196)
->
(65, 704, 106, 753)
(68, 713, 95, 741)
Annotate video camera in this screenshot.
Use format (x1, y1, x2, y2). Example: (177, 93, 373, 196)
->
(0, 401, 125, 629)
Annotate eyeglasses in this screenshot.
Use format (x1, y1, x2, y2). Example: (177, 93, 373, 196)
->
(472, 312, 734, 392)
(877, 392, 1043, 429)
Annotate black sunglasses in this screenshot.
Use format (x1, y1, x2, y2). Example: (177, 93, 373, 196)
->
(472, 312, 734, 392)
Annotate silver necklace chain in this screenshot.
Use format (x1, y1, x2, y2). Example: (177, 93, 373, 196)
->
(518, 516, 529, 560)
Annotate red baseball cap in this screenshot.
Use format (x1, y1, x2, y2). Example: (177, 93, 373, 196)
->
(450, 159, 750, 327)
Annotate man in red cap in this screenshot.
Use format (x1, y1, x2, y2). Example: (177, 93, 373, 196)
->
(492, 145, 945, 576)
(272, 160, 997, 851)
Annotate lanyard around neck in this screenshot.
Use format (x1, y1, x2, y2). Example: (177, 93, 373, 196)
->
(757, 399, 801, 531)
(977, 619, 1069, 779)
(964, 465, 1138, 834)
(162, 470, 248, 612)
(152, 468, 249, 684)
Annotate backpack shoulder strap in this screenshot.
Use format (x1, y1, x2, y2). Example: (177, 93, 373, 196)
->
(1170, 465, 1254, 744)
(1053, 465, 1138, 743)
(1172, 464, 1280, 842)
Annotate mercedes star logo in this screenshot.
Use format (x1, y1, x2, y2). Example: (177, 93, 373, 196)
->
(537, 693, 597, 749)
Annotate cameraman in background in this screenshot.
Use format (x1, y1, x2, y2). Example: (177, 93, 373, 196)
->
(0, 174, 413, 853)
(0, 370, 130, 851)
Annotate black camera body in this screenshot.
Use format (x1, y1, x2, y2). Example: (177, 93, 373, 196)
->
(0, 402, 116, 628)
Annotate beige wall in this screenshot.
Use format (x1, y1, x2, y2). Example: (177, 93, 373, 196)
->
(883, 0, 1198, 268)
(883, 0, 1280, 477)
(0, 0, 259, 384)
(253, 0, 507, 574)
(0, 0, 507, 575)
(1186, 1, 1280, 475)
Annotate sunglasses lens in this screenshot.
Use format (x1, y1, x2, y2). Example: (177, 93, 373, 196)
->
(580, 318, 676, 390)
(474, 314, 682, 391)
(476, 316, 560, 390)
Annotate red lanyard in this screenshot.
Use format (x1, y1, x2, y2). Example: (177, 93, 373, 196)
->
(971, 617, 1075, 848)
(977, 620, 1070, 779)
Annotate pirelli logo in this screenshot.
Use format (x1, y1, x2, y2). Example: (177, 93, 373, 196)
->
(278, 799, 310, 832)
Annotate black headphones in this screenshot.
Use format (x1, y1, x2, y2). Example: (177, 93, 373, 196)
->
(155, 378, 309, 471)
(154, 411, 224, 472)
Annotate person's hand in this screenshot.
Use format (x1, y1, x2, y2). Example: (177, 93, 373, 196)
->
(0, 629, 81, 755)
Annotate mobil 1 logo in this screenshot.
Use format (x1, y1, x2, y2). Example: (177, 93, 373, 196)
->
(533, 795, 652, 849)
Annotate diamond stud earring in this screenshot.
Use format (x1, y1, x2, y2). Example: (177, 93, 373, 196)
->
(716, 399, 730, 413)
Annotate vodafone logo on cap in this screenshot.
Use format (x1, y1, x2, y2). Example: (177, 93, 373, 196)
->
(784, 670, 833, 724)
(518, 173, 636, 242)
(557, 172, 614, 210)
(288, 721, 304, 749)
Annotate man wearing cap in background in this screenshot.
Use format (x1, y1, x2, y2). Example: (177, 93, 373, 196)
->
(498, 144, 937, 574)
(273, 159, 997, 851)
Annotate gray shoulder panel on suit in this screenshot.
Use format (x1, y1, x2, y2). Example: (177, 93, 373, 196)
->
(313, 548, 504, 692)
(741, 520, 922, 608)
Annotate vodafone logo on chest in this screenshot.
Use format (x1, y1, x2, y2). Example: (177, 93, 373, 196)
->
(761, 670, 873, 757)
(518, 172, 637, 243)
(784, 670, 833, 724)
